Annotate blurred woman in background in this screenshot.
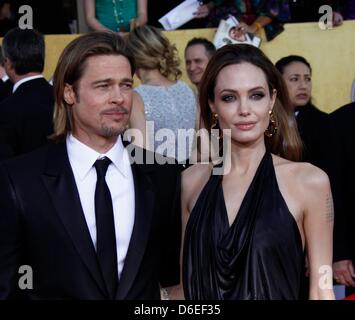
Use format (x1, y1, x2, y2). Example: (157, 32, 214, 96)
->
(127, 25, 196, 162)
(276, 55, 330, 171)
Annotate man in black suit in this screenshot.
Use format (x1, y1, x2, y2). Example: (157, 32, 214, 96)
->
(0, 31, 181, 300)
(0, 28, 54, 160)
(329, 102, 355, 296)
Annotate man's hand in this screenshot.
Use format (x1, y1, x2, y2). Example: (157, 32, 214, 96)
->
(333, 260, 355, 286)
(332, 11, 343, 27)
(193, 2, 215, 19)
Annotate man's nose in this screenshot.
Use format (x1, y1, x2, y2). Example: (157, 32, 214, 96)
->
(189, 62, 197, 71)
(109, 85, 124, 103)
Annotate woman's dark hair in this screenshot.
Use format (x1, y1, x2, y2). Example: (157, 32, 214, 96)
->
(199, 44, 302, 161)
(275, 55, 312, 75)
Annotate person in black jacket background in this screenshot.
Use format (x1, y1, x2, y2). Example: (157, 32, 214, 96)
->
(275, 55, 330, 172)
(329, 102, 355, 296)
(276, 55, 332, 299)
(0, 27, 54, 160)
(0, 45, 13, 102)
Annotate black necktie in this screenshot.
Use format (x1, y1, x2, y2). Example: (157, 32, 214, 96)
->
(94, 157, 118, 299)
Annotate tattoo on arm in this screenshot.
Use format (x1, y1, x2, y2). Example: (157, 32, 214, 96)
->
(325, 193, 334, 224)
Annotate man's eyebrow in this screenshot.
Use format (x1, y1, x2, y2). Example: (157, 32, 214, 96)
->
(91, 78, 133, 85)
(91, 78, 112, 85)
(121, 77, 134, 83)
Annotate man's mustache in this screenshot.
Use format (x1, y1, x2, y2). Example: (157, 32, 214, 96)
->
(100, 106, 129, 114)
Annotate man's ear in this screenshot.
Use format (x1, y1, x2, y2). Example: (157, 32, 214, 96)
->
(4, 57, 13, 72)
(63, 84, 76, 105)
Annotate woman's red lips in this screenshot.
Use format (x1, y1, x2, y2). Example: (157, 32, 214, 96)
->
(235, 122, 256, 130)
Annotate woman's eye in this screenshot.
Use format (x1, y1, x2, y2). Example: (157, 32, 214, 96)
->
(221, 95, 235, 102)
(290, 77, 298, 82)
(251, 93, 265, 100)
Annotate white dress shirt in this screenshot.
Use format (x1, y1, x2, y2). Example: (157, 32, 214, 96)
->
(12, 75, 44, 93)
(66, 134, 135, 279)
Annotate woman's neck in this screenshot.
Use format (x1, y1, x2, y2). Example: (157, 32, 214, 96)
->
(137, 68, 175, 86)
(226, 139, 267, 176)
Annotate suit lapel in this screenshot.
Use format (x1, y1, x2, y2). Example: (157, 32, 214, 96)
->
(116, 160, 156, 299)
(41, 142, 107, 296)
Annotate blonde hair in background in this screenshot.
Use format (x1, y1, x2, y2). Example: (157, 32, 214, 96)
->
(127, 25, 182, 81)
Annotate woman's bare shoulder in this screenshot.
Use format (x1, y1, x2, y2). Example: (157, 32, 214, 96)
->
(182, 163, 212, 190)
(272, 154, 330, 191)
(182, 163, 213, 211)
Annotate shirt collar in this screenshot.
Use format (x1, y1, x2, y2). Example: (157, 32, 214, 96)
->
(13, 75, 44, 93)
(66, 134, 130, 180)
(1, 74, 9, 82)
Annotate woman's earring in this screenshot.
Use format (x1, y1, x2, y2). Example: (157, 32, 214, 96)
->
(211, 113, 222, 140)
(211, 113, 218, 130)
(265, 110, 278, 138)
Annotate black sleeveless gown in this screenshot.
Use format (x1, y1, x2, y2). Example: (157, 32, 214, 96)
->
(183, 152, 304, 300)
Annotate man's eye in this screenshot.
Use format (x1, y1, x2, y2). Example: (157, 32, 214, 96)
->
(97, 84, 109, 88)
(121, 83, 133, 89)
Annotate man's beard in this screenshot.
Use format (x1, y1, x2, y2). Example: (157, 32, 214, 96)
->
(100, 124, 125, 138)
(99, 106, 129, 138)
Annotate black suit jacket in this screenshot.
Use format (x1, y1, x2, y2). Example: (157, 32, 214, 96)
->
(0, 141, 181, 299)
(329, 102, 355, 263)
(0, 77, 54, 160)
(0, 78, 13, 102)
(295, 103, 330, 173)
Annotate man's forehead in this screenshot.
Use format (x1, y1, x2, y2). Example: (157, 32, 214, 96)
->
(82, 55, 132, 77)
(186, 44, 208, 57)
(85, 54, 130, 67)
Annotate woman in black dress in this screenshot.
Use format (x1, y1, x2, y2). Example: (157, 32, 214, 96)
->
(179, 44, 334, 300)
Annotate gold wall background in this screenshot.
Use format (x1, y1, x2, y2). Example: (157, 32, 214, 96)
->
(3, 20, 355, 113)
(162, 20, 355, 113)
